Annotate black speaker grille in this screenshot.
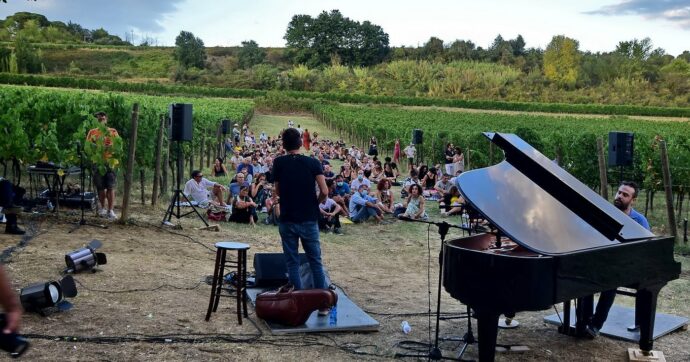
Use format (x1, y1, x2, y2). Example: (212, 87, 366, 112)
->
(412, 129, 423, 144)
(169, 103, 193, 141)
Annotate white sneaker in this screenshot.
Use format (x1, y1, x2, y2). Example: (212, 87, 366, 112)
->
(98, 208, 108, 217)
(107, 210, 117, 220)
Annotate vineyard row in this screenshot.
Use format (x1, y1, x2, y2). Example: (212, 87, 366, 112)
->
(2, 73, 690, 117)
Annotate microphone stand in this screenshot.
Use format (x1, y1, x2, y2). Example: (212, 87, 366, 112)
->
(396, 216, 469, 361)
(68, 142, 107, 233)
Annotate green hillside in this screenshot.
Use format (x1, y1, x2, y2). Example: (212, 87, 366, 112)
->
(1, 11, 689, 108)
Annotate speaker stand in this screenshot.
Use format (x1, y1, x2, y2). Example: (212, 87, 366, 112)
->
(161, 140, 209, 227)
(162, 189, 208, 227)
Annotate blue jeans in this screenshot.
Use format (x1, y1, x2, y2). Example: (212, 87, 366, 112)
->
(350, 206, 378, 223)
(278, 221, 326, 290)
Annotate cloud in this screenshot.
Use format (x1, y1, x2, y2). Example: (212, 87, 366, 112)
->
(585, 0, 690, 29)
(1, 0, 184, 36)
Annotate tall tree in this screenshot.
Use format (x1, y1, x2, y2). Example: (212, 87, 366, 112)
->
(446, 39, 477, 61)
(543, 35, 581, 88)
(174, 30, 206, 69)
(421, 36, 444, 61)
(238, 40, 266, 69)
(284, 10, 389, 67)
(12, 34, 41, 73)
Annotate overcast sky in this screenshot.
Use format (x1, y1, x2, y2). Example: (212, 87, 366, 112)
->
(1, 0, 689, 55)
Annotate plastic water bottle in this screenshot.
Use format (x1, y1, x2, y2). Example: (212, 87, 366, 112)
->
(401, 320, 411, 334)
(329, 305, 338, 325)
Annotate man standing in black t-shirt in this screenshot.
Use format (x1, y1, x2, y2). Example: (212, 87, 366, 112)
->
(273, 128, 329, 295)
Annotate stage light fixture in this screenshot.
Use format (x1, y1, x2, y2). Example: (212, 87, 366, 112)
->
(19, 275, 78, 314)
(65, 239, 107, 273)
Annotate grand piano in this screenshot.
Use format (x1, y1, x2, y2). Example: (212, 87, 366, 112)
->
(442, 133, 681, 361)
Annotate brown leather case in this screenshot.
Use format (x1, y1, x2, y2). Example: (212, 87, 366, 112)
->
(255, 285, 338, 326)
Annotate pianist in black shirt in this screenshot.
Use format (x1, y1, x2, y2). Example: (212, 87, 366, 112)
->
(586, 181, 650, 338)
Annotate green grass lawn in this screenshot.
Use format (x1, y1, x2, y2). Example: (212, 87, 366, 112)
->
(247, 113, 345, 142)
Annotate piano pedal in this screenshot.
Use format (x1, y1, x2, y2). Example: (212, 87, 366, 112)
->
(495, 345, 529, 353)
(498, 317, 520, 329)
(627, 348, 666, 362)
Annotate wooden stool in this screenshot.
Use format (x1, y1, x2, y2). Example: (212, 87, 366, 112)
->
(205, 241, 250, 324)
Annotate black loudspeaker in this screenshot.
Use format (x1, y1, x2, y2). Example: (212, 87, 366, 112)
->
(169, 103, 193, 141)
(412, 129, 423, 144)
(253, 253, 307, 287)
(221, 119, 230, 135)
(608, 131, 634, 167)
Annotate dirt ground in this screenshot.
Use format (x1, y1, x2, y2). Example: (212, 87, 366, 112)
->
(0, 197, 688, 362)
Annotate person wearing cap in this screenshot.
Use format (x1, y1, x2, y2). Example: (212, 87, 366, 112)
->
(86, 111, 120, 220)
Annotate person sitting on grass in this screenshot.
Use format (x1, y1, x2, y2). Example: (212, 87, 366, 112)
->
(434, 173, 453, 197)
(250, 173, 269, 211)
(229, 186, 258, 225)
(183, 170, 227, 207)
(318, 196, 342, 234)
(398, 184, 428, 220)
(376, 178, 395, 214)
(440, 186, 465, 217)
(349, 184, 383, 223)
(401, 169, 421, 198)
(211, 157, 228, 177)
(350, 169, 371, 192)
(332, 174, 351, 216)
(227, 172, 251, 202)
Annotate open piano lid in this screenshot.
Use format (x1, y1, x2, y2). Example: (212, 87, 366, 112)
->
(457, 133, 654, 256)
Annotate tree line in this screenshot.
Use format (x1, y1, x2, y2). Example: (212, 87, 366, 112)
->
(1, 10, 689, 107)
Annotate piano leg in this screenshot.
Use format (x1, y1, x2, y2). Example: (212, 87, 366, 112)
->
(575, 295, 593, 337)
(476, 310, 500, 362)
(636, 284, 663, 352)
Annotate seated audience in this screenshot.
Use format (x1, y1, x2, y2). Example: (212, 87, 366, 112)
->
(440, 186, 465, 216)
(250, 173, 269, 210)
(376, 179, 395, 214)
(183, 170, 227, 207)
(211, 157, 228, 177)
(349, 184, 383, 223)
(401, 169, 421, 197)
(332, 175, 351, 216)
(318, 196, 342, 234)
(227, 172, 251, 202)
(229, 186, 258, 225)
(398, 184, 428, 220)
(434, 174, 453, 196)
(350, 169, 371, 192)
(323, 164, 336, 182)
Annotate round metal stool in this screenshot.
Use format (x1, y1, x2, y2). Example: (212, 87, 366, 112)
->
(205, 241, 250, 324)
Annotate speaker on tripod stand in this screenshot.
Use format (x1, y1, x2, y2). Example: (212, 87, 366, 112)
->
(162, 104, 208, 227)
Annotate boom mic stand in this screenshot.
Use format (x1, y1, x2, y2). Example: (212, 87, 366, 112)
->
(395, 216, 473, 361)
(68, 142, 107, 233)
(162, 141, 209, 227)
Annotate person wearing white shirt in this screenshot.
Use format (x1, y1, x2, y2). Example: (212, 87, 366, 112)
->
(350, 170, 371, 191)
(183, 170, 227, 207)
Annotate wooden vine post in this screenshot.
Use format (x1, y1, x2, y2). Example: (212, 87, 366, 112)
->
(120, 103, 139, 223)
(151, 115, 165, 206)
(659, 140, 678, 242)
(596, 138, 608, 200)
